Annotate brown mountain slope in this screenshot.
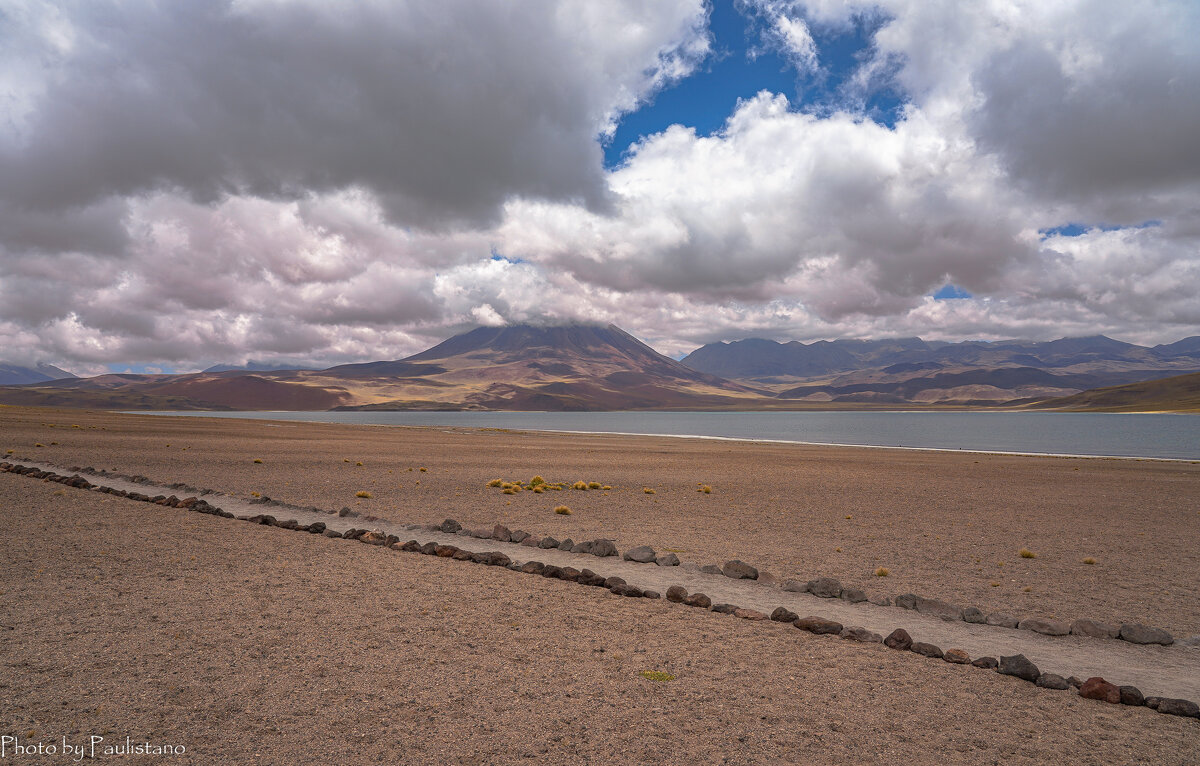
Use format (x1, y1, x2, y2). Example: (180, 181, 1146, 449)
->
(1029, 371, 1200, 412)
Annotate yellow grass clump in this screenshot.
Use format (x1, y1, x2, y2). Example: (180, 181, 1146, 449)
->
(587, 481, 602, 489)
(502, 488, 516, 495)
(639, 670, 675, 682)
(530, 476, 545, 486)
(253, 458, 263, 464)
(697, 485, 712, 494)
(500, 482, 513, 489)
(532, 486, 544, 493)
(643, 487, 655, 494)
(1083, 557, 1096, 565)
(355, 491, 372, 498)
(34, 443, 44, 448)
(572, 481, 588, 490)
(419, 467, 427, 472)
(554, 505, 572, 515)
(1019, 548, 1036, 559)
(356, 461, 363, 466)
(874, 567, 889, 577)
(487, 478, 503, 487)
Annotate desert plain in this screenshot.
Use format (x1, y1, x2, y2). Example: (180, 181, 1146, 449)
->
(1, 405, 1198, 764)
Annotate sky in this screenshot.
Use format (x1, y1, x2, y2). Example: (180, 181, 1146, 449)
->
(1, 0, 1198, 374)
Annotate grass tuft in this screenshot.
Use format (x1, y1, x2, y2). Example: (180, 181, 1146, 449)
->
(874, 566, 889, 577)
(643, 487, 655, 494)
(698, 485, 712, 494)
(356, 461, 363, 466)
(355, 491, 372, 499)
(554, 505, 572, 515)
(532, 486, 544, 493)
(529, 476, 545, 486)
(487, 479, 503, 488)
(1019, 548, 1036, 559)
(587, 481, 602, 489)
(639, 670, 675, 682)
(419, 467, 427, 472)
(1083, 557, 1096, 565)
(572, 481, 588, 490)
(253, 458, 263, 464)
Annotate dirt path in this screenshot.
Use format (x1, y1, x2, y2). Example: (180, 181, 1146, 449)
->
(11, 458, 1200, 706)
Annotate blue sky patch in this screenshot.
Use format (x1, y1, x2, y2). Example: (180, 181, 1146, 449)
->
(1040, 220, 1162, 239)
(933, 284, 972, 300)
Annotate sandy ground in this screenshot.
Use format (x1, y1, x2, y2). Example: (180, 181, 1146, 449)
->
(2, 471, 1199, 765)
(3, 407, 1197, 638)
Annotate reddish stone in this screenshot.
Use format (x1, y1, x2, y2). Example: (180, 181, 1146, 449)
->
(1079, 677, 1121, 704)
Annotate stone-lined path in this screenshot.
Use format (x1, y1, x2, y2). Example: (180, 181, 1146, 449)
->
(8, 458, 1200, 708)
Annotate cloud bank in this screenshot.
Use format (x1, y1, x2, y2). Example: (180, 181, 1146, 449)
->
(0, 0, 1197, 370)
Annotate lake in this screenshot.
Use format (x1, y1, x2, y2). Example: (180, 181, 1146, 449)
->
(135, 411, 1200, 460)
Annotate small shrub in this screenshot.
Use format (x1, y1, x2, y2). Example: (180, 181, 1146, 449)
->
(253, 459, 263, 464)
(1083, 557, 1096, 565)
(52, 489, 66, 496)
(250, 491, 261, 498)
(874, 567, 889, 577)
(1022, 585, 1032, 592)
(532, 486, 544, 493)
(530, 476, 545, 486)
(602, 485, 612, 490)
(487, 479, 503, 487)
(356, 461, 363, 466)
(5, 449, 13, 454)
(419, 467, 427, 472)
(355, 491, 372, 498)
(1019, 549, 1036, 559)
(990, 581, 1001, 587)
(587, 481, 601, 489)
(343, 458, 350, 463)
(554, 505, 572, 515)
(34, 443, 44, 448)
(639, 670, 675, 682)
(502, 488, 516, 495)
(501, 482, 513, 489)
(572, 481, 588, 490)
(643, 487, 655, 494)
(698, 485, 712, 494)
(845, 514, 852, 519)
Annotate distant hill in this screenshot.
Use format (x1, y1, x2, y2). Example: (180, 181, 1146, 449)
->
(680, 334, 1200, 405)
(1030, 371, 1200, 412)
(0, 363, 76, 385)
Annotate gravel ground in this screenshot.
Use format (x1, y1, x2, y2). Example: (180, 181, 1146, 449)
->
(1, 472, 1198, 765)
(3, 407, 1197, 637)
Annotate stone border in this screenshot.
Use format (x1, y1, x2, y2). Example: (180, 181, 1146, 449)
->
(3, 459, 1199, 724)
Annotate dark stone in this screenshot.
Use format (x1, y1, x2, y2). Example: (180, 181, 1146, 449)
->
(560, 567, 580, 582)
(734, 608, 768, 621)
(998, 654, 1040, 683)
(782, 580, 809, 593)
(839, 588, 867, 604)
(655, 553, 680, 567)
(1078, 677, 1121, 703)
(1119, 686, 1145, 706)
(807, 578, 843, 598)
(612, 584, 644, 598)
(1156, 698, 1200, 718)
(910, 642, 944, 659)
(665, 585, 688, 603)
(434, 544, 458, 557)
(1019, 618, 1070, 636)
(590, 539, 618, 557)
(962, 607, 986, 624)
(914, 596, 963, 622)
(439, 518, 461, 533)
(419, 541, 438, 555)
(795, 616, 842, 635)
(541, 565, 565, 579)
(1119, 623, 1173, 645)
(985, 613, 1020, 629)
(1145, 697, 1162, 710)
(642, 590, 661, 599)
(722, 560, 758, 580)
(396, 540, 420, 551)
(971, 656, 999, 669)
(570, 541, 594, 554)
(712, 603, 739, 614)
(538, 536, 560, 549)
(1066, 676, 1083, 688)
(1036, 673, 1070, 690)
(359, 530, 389, 545)
(323, 529, 343, 538)
(452, 550, 473, 561)
(519, 561, 545, 574)
(307, 522, 326, 534)
(884, 628, 913, 651)
(770, 607, 799, 623)
(1070, 619, 1120, 639)
(840, 626, 882, 643)
(700, 564, 723, 575)
(338, 507, 356, 518)
(603, 576, 626, 589)
(492, 524, 511, 542)
(275, 519, 300, 530)
(623, 545, 657, 563)
(557, 538, 575, 551)
(895, 593, 918, 609)
(578, 570, 607, 587)
(479, 552, 511, 567)
(943, 648, 970, 664)
(521, 536, 540, 547)
(684, 593, 712, 609)
(509, 530, 530, 543)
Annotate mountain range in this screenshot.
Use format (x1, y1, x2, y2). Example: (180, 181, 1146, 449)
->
(1, 325, 1198, 411)
(0, 363, 75, 386)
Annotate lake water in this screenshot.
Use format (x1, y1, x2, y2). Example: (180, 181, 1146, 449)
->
(136, 411, 1200, 460)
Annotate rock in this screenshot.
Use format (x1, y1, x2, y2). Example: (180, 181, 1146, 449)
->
(712, 603, 739, 614)
(894, 593, 918, 610)
(910, 642, 943, 659)
(782, 580, 810, 593)
(541, 565, 567, 579)
(417, 541, 437, 555)
(722, 560, 758, 580)
(1177, 635, 1200, 648)
(492, 524, 511, 542)
(455, 529, 471, 537)
(884, 629, 913, 651)
(868, 595, 892, 607)
(985, 613, 1019, 629)
(275, 519, 300, 530)
(519, 561, 545, 574)
(656, 553, 680, 567)
(665, 585, 688, 603)
(1078, 677, 1121, 703)
(840, 588, 868, 604)
(962, 607, 986, 624)
(998, 654, 1040, 683)
(557, 538, 575, 551)
(559, 567, 580, 582)
(590, 539, 618, 557)
(914, 596, 963, 622)
(537, 536, 560, 549)
(624, 545, 657, 563)
(434, 544, 458, 557)
(570, 541, 593, 554)
(1018, 618, 1071, 636)
(680, 563, 701, 573)
(770, 607, 799, 623)
(1119, 686, 1145, 706)
(806, 578, 843, 598)
(734, 608, 768, 621)
(971, 657, 999, 669)
(1119, 623, 1173, 645)
(471, 528, 492, 539)
(1070, 619, 1120, 639)
(684, 593, 712, 609)
(452, 550, 473, 561)
(603, 576, 626, 589)
(482, 552, 511, 567)
(757, 571, 778, 586)
(359, 530, 389, 545)
(643, 590, 662, 599)
(1144, 697, 1162, 710)
(509, 530, 530, 543)
(1156, 698, 1200, 718)
(700, 564, 723, 575)
(323, 529, 343, 538)
(944, 648, 970, 664)
(795, 616, 843, 635)
(521, 536, 540, 547)
(439, 518, 461, 533)
(578, 570, 607, 587)
(840, 626, 882, 643)
(612, 584, 644, 598)
(1066, 676, 1083, 688)
(307, 522, 326, 534)
(1036, 673, 1070, 690)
